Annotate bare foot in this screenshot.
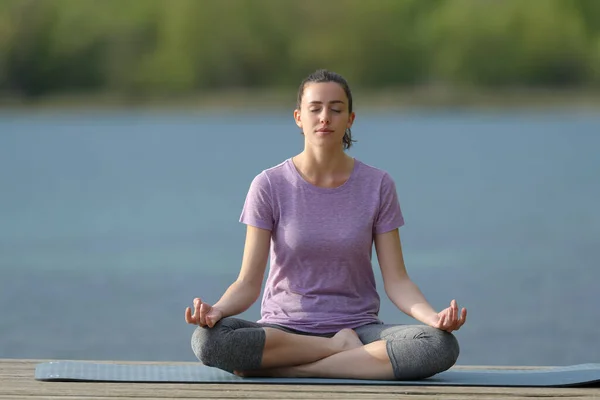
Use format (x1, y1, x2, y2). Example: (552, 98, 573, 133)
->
(332, 328, 363, 352)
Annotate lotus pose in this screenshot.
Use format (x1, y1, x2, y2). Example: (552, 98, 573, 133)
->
(185, 69, 467, 380)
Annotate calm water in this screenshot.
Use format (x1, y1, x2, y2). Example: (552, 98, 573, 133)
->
(0, 109, 599, 366)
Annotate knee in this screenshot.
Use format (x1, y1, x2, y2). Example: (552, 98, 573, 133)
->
(409, 325, 461, 366)
(190, 318, 234, 368)
(386, 326, 460, 380)
(191, 325, 218, 366)
(190, 317, 265, 373)
(431, 328, 460, 371)
(416, 326, 460, 377)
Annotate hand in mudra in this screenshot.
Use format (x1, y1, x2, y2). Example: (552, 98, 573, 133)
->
(185, 298, 223, 328)
(431, 299, 467, 332)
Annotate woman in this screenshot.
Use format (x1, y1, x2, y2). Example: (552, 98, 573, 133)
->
(185, 69, 467, 381)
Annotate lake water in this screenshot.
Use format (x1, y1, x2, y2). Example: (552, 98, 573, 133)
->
(0, 108, 599, 366)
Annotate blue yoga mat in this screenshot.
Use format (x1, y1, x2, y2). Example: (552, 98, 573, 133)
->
(34, 361, 600, 387)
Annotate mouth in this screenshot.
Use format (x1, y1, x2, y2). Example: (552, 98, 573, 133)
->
(316, 128, 334, 133)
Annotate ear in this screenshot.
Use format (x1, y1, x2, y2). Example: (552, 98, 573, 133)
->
(347, 111, 356, 129)
(293, 109, 302, 129)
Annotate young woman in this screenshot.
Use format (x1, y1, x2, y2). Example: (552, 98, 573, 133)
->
(185, 69, 467, 381)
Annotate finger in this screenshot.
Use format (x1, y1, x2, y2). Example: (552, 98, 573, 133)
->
(207, 312, 219, 328)
(453, 301, 462, 328)
(444, 309, 453, 328)
(454, 308, 467, 331)
(446, 314, 455, 331)
(189, 305, 201, 325)
(454, 304, 461, 328)
(444, 307, 451, 327)
(198, 304, 206, 326)
(449, 302, 455, 325)
(438, 313, 447, 329)
(459, 308, 467, 327)
(185, 307, 192, 323)
(193, 298, 202, 317)
(195, 300, 205, 326)
(208, 308, 221, 328)
(200, 303, 212, 326)
(443, 314, 453, 332)
(454, 300, 460, 320)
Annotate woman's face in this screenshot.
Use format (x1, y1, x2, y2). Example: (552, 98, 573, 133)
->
(294, 82, 355, 149)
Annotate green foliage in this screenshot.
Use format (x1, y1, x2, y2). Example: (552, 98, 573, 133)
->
(0, 0, 598, 98)
(427, 0, 592, 86)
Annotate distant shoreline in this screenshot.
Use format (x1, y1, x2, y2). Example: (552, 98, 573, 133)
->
(1, 86, 600, 112)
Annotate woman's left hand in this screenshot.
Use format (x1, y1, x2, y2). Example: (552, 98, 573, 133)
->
(430, 299, 467, 332)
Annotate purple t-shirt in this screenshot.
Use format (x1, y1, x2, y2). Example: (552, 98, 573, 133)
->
(239, 158, 405, 334)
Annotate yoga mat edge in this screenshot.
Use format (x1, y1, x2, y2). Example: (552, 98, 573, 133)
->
(34, 361, 600, 388)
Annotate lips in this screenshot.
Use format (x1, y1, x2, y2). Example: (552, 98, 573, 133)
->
(316, 128, 334, 133)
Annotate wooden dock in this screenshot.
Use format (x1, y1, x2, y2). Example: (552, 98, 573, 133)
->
(1, 359, 598, 399)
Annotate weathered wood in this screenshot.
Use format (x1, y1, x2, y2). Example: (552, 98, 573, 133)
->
(0, 359, 598, 399)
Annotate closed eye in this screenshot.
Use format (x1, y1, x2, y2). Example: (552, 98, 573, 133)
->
(309, 108, 342, 113)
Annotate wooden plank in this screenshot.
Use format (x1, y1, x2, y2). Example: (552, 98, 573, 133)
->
(0, 359, 598, 399)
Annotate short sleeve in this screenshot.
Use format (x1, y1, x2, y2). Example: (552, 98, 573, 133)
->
(373, 173, 405, 234)
(239, 171, 274, 230)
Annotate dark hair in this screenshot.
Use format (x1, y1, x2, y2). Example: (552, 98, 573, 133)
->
(296, 69, 356, 150)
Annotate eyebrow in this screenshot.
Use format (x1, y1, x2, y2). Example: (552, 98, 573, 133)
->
(308, 100, 345, 105)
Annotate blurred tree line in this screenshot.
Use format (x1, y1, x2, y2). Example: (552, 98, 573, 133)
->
(0, 0, 599, 99)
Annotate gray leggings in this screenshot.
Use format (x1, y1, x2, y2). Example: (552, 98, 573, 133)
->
(191, 317, 460, 380)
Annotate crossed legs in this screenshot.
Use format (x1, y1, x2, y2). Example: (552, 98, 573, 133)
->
(191, 317, 460, 380)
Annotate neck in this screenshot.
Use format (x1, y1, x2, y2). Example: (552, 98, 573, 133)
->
(296, 145, 349, 175)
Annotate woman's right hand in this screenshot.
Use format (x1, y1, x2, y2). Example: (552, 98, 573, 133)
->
(185, 298, 223, 328)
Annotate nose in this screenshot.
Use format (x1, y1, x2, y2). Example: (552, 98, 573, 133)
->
(319, 110, 331, 124)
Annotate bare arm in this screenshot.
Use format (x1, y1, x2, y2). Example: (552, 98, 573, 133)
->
(374, 228, 438, 324)
(374, 228, 466, 331)
(185, 225, 271, 327)
(213, 225, 271, 316)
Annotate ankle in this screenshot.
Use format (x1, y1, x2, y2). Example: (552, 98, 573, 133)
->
(328, 336, 344, 354)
